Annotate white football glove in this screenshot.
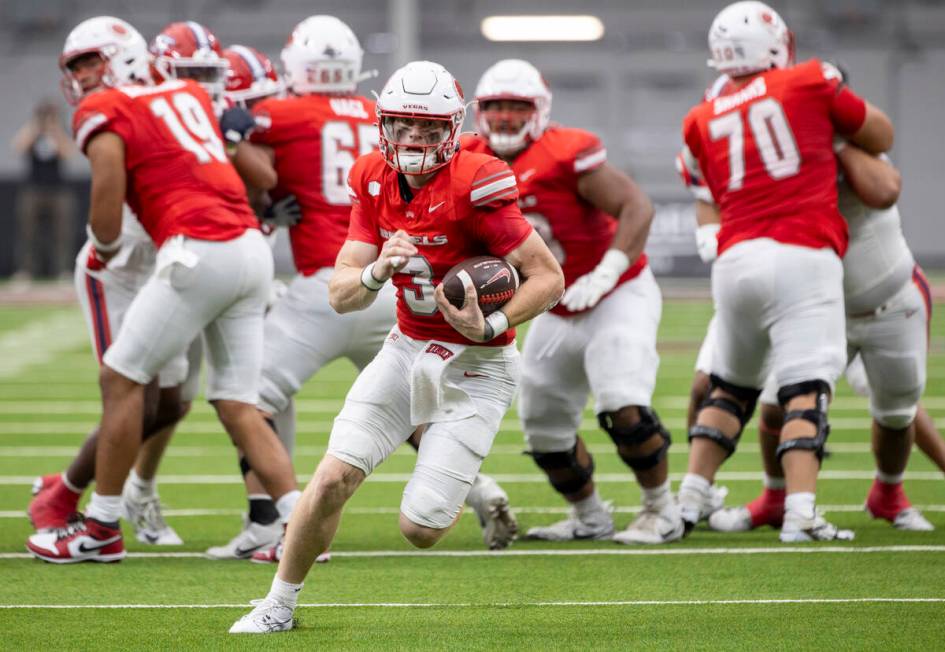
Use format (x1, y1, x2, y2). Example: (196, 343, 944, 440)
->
(695, 223, 720, 263)
(561, 249, 629, 312)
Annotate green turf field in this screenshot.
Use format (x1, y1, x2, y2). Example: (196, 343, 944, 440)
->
(0, 299, 943, 650)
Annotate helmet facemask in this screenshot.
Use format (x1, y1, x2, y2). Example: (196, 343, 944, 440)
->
(476, 98, 538, 156)
(379, 114, 460, 175)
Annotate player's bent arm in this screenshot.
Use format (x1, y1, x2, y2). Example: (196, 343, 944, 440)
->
(231, 142, 277, 191)
(836, 144, 901, 209)
(86, 131, 126, 255)
(847, 102, 894, 155)
(695, 199, 721, 227)
(577, 162, 654, 265)
(329, 240, 382, 314)
(501, 231, 566, 327)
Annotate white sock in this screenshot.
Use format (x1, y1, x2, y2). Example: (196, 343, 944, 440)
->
(275, 490, 302, 523)
(641, 480, 671, 509)
(876, 470, 904, 485)
(785, 492, 816, 520)
(680, 473, 711, 495)
(60, 472, 83, 494)
(128, 469, 156, 495)
(268, 576, 303, 608)
(763, 474, 786, 490)
(86, 492, 122, 524)
(573, 489, 606, 519)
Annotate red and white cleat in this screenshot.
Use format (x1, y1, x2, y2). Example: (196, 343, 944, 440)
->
(708, 488, 785, 532)
(865, 479, 934, 531)
(26, 516, 125, 564)
(250, 530, 331, 564)
(28, 474, 81, 532)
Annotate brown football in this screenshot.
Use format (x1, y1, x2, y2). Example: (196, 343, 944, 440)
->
(441, 256, 519, 315)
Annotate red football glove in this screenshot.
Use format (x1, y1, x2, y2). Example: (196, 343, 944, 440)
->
(86, 247, 109, 272)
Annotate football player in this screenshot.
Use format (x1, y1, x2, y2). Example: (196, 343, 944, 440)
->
(463, 59, 677, 544)
(213, 17, 520, 559)
(229, 60, 563, 634)
(150, 21, 228, 112)
(677, 1, 894, 542)
(26, 16, 300, 563)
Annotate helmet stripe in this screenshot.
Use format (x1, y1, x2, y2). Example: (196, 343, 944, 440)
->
(231, 45, 265, 81)
(186, 21, 210, 49)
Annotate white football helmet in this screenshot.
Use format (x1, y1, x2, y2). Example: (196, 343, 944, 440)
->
(376, 61, 466, 175)
(474, 59, 552, 156)
(59, 16, 151, 105)
(282, 15, 364, 94)
(708, 1, 794, 77)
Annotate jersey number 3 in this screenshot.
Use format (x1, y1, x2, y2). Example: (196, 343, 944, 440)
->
(709, 98, 800, 191)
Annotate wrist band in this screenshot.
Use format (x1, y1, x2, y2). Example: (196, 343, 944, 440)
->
(360, 262, 385, 291)
(483, 310, 510, 342)
(86, 225, 122, 253)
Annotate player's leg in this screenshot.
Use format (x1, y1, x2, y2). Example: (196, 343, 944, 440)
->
(399, 343, 520, 548)
(859, 276, 932, 530)
(230, 329, 417, 634)
(914, 405, 945, 475)
(519, 313, 612, 541)
(767, 246, 849, 542)
(688, 315, 718, 429)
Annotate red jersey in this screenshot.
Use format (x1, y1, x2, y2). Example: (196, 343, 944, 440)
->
(73, 80, 256, 247)
(251, 94, 377, 275)
(681, 59, 867, 256)
(347, 150, 533, 346)
(462, 128, 646, 317)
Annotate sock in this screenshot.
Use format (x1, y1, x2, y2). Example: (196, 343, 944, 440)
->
(763, 474, 786, 490)
(248, 494, 279, 525)
(86, 492, 122, 525)
(573, 489, 605, 520)
(641, 480, 671, 509)
(465, 475, 486, 511)
(268, 576, 303, 608)
(60, 472, 83, 495)
(275, 490, 301, 523)
(128, 469, 156, 496)
(784, 492, 816, 520)
(876, 470, 904, 485)
(680, 473, 711, 495)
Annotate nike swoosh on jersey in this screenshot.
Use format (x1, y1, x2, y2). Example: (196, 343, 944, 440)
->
(428, 201, 446, 213)
(463, 371, 487, 378)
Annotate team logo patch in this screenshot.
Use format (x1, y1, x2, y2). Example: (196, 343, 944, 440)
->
(368, 181, 381, 197)
(425, 343, 455, 361)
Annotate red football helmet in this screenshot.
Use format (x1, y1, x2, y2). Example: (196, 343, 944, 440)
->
(150, 21, 227, 100)
(222, 45, 284, 109)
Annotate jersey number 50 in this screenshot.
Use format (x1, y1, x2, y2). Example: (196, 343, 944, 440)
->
(708, 98, 800, 191)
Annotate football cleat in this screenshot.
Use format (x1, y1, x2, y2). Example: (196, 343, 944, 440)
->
(709, 487, 785, 532)
(229, 598, 295, 634)
(678, 484, 728, 533)
(864, 479, 932, 530)
(524, 503, 614, 541)
(26, 515, 125, 563)
(465, 474, 519, 550)
(779, 510, 854, 543)
(205, 516, 282, 560)
(888, 508, 935, 532)
(613, 503, 685, 545)
(28, 473, 81, 531)
(250, 527, 331, 564)
(708, 506, 753, 532)
(121, 480, 182, 545)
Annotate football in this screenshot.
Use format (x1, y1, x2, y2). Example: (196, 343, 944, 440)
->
(441, 256, 520, 315)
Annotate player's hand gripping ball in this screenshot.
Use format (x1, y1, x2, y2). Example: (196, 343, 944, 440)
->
(441, 256, 519, 315)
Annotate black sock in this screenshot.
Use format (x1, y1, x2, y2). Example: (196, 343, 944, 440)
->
(248, 496, 279, 525)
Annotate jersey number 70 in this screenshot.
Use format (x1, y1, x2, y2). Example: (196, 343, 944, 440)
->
(708, 98, 800, 191)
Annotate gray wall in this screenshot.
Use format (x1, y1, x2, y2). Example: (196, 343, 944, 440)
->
(2, 0, 942, 269)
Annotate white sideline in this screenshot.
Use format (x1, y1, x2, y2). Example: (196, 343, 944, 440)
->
(3, 545, 945, 560)
(0, 597, 942, 609)
(2, 470, 943, 485)
(3, 504, 945, 519)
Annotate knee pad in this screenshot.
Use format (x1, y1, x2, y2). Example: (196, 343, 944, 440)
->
(401, 481, 457, 530)
(528, 441, 594, 495)
(599, 407, 671, 471)
(688, 375, 761, 459)
(872, 405, 918, 431)
(775, 380, 831, 462)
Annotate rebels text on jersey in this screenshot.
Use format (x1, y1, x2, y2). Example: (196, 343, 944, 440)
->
(462, 128, 646, 316)
(681, 59, 867, 257)
(346, 150, 532, 346)
(73, 80, 257, 247)
(251, 94, 377, 275)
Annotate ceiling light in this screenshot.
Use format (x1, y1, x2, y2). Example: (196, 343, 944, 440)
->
(481, 15, 605, 42)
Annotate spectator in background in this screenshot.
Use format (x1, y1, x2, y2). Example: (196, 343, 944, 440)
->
(11, 100, 76, 281)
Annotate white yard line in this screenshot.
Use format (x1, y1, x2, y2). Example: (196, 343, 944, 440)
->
(1, 470, 941, 485)
(0, 597, 942, 609)
(2, 545, 944, 561)
(0, 313, 88, 380)
(3, 504, 945, 519)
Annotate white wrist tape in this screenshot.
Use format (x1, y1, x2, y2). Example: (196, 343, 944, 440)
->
(599, 249, 630, 275)
(695, 223, 721, 264)
(483, 310, 510, 341)
(360, 262, 385, 291)
(86, 225, 122, 253)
